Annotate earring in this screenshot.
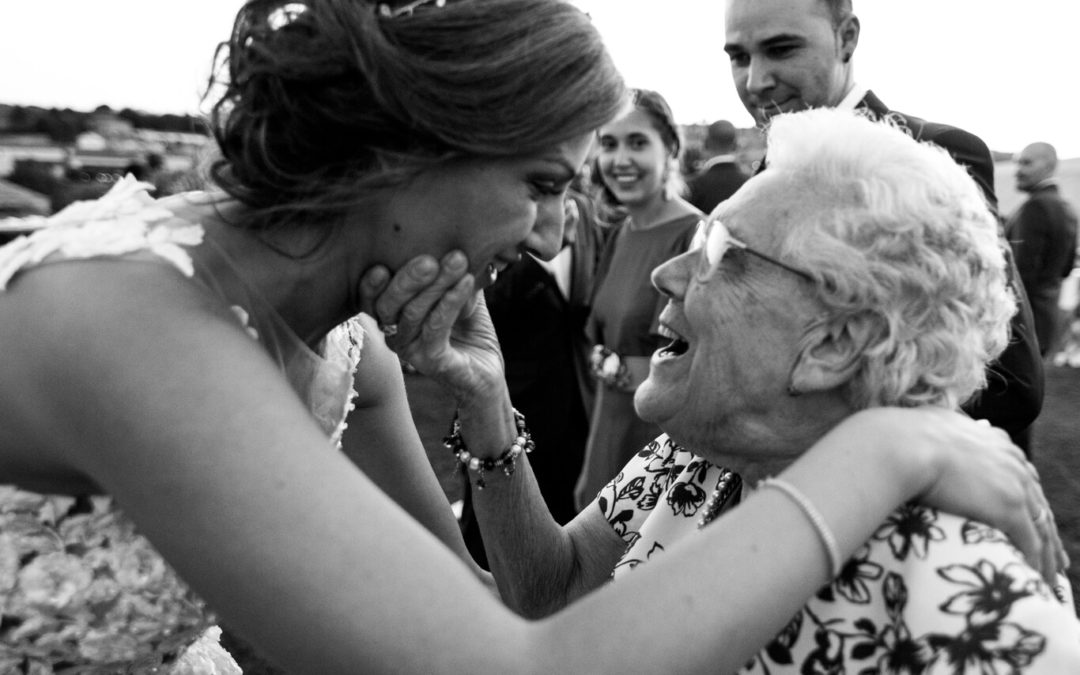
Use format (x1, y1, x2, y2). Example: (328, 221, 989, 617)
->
(662, 157, 676, 201)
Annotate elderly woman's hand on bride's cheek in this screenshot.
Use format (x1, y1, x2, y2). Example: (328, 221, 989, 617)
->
(358, 252, 505, 403)
(357, 251, 463, 347)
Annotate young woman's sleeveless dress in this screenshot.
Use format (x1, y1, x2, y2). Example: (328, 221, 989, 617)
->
(0, 177, 363, 673)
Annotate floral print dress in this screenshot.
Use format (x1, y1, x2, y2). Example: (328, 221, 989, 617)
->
(600, 435, 1080, 673)
(0, 177, 363, 673)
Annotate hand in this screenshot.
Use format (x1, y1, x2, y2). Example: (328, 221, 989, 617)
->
(358, 251, 507, 406)
(897, 410, 1068, 585)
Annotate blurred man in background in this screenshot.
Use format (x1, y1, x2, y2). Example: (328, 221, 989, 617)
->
(686, 119, 747, 214)
(1007, 142, 1079, 357)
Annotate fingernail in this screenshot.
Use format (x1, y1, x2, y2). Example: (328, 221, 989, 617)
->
(410, 256, 438, 277)
(367, 267, 389, 286)
(444, 250, 467, 272)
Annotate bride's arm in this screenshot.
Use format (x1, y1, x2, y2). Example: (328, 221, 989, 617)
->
(0, 260, 1052, 674)
(339, 314, 494, 589)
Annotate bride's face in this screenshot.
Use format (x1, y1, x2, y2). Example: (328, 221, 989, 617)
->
(377, 132, 593, 291)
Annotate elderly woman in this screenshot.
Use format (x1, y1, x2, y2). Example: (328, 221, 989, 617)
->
(379, 108, 1077, 672)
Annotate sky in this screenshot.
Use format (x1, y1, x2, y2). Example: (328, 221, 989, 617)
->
(2, 1, 1078, 157)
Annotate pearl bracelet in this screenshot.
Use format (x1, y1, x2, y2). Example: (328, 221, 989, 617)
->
(443, 408, 533, 489)
(758, 477, 842, 579)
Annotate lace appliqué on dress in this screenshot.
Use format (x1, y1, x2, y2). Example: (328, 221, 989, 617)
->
(0, 179, 238, 673)
(0, 175, 203, 290)
(0, 488, 239, 674)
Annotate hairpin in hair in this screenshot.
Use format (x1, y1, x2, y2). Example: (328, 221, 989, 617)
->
(378, 0, 447, 19)
(268, 2, 308, 30)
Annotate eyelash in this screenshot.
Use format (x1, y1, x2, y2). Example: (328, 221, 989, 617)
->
(533, 181, 564, 197)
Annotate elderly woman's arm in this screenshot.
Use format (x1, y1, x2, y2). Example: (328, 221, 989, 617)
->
(453, 391, 1062, 617)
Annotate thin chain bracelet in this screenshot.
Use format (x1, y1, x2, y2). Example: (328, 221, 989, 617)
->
(443, 408, 534, 489)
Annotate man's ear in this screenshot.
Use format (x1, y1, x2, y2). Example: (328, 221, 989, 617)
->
(789, 314, 875, 395)
(837, 14, 860, 63)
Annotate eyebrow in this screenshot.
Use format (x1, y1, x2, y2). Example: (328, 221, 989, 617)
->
(725, 32, 805, 54)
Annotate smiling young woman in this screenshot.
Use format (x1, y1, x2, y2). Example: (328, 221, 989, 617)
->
(574, 88, 704, 508)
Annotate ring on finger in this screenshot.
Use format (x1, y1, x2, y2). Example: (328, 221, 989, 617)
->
(379, 322, 399, 337)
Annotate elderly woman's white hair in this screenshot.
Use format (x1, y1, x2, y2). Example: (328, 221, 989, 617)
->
(765, 108, 1016, 411)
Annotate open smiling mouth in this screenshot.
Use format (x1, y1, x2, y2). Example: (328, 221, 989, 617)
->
(657, 324, 689, 358)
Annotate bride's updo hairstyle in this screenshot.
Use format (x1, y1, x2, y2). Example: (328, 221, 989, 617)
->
(206, 0, 626, 233)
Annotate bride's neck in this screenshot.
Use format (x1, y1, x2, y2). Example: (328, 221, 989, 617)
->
(184, 197, 365, 348)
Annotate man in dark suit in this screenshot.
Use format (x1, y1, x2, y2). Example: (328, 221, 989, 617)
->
(722, 0, 1044, 449)
(687, 119, 748, 214)
(1006, 142, 1079, 356)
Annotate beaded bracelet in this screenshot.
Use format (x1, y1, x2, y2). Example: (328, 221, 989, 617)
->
(758, 477, 842, 579)
(443, 408, 534, 489)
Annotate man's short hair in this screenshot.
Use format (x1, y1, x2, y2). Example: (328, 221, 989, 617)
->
(821, 0, 853, 27)
(704, 120, 738, 153)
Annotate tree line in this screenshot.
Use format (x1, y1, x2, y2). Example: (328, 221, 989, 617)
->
(1, 104, 208, 143)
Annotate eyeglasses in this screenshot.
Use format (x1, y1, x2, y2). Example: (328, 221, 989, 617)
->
(691, 217, 814, 283)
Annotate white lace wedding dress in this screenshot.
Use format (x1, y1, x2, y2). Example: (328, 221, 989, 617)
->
(0, 177, 363, 673)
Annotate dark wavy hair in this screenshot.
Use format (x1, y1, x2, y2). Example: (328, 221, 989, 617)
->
(204, 0, 627, 234)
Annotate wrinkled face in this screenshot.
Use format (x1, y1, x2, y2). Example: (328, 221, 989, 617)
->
(596, 108, 671, 208)
(634, 173, 820, 453)
(724, 0, 853, 126)
(1015, 146, 1054, 192)
(384, 133, 593, 290)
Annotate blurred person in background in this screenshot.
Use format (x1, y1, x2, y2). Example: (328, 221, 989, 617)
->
(1006, 142, 1079, 358)
(686, 118, 748, 214)
(574, 88, 703, 509)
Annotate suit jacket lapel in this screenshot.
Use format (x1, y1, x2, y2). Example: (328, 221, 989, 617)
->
(857, 90, 890, 120)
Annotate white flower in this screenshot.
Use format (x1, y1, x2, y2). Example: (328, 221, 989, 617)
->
(78, 627, 140, 662)
(0, 533, 20, 593)
(171, 626, 244, 675)
(601, 353, 622, 378)
(17, 551, 93, 611)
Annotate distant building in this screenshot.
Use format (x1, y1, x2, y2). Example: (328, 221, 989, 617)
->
(0, 134, 66, 176)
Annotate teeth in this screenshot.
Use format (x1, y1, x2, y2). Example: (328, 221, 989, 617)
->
(658, 324, 683, 341)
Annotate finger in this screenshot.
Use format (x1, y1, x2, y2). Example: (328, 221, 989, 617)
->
(372, 254, 441, 327)
(378, 252, 469, 348)
(419, 273, 478, 343)
(1004, 513, 1043, 577)
(397, 273, 477, 369)
(398, 251, 470, 342)
(357, 265, 390, 317)
(1026, 459, 1041, 482)
(1039, 509, 1064, 584)
(1042, 506, 1069, 576)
